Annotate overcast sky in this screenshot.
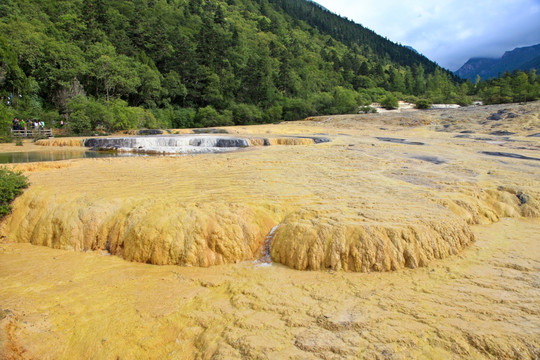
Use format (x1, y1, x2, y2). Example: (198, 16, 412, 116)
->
(314, 0, 540, 71)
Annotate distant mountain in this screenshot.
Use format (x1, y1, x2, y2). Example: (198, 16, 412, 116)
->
(455, 43, 540, 81)
(520, 54, 540, 71)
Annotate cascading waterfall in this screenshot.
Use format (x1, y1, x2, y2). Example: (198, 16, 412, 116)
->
(85, 136, 251, 154)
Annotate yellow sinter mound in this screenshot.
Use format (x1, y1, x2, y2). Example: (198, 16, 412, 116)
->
(34, 138, 85, 147)
(3, 102, 539, 272)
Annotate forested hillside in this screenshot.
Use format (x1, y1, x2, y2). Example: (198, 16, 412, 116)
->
(0, 0, 529, 133)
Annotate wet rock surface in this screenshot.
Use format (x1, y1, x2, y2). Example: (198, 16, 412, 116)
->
(375, 137, 425, 145)
(489, 130, 516, 136)
(487, 113, 503, 121)
(411, 155, 446, 164)
(481, 151, 540, 161)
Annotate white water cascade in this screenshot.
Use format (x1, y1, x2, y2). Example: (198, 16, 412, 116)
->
(85, 135, 251, 154)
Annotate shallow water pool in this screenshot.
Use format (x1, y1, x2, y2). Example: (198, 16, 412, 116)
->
(0, 150, 138, 164)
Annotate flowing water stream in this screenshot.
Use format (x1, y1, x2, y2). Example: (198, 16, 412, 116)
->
(256, 225, 281, 265)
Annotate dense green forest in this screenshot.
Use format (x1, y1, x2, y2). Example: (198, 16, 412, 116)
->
(475, 70, 540, 105)
(1, 0, 539, 134)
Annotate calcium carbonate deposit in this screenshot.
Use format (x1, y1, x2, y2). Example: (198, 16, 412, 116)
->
(1, 102, 539, 359)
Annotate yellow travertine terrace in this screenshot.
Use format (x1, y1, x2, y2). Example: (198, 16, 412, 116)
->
(1, 102, 539, 358)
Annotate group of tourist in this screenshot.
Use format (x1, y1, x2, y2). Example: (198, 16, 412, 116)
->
(12, 118, 45, 131)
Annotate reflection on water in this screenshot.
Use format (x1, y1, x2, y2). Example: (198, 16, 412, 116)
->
(0, 150, 140, 164)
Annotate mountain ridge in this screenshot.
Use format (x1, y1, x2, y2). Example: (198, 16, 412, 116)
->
(455, 43, 540, 81)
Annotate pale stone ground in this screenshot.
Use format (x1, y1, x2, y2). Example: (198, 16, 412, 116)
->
(0, 102, 539, 359)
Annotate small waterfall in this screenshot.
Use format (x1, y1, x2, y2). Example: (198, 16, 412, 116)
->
(256, 225, 281, 265)
(85, 136, 250, 154)
(84, 135, 331, 154)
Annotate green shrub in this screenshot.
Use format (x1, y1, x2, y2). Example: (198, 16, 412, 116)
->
(173, 108, 197, 128)
(195, 106, 234, 127)
(311, 92, 333, 115)
(455, 96, 472, 107)
(0, 167, 29, 219)
(109, 100, 157, 130)
(151, 106, 196, 129)
(69, 111, 92, 134)
(366, 87, 387, 102)
(231, 103, 263, 125)
(380, 94, 399, 110)
(263, 105, 283, 123)
(67, 96, 105, 134)
(415, 99, 432, 109)
(330, 86, 361, 114)
(356, 92, 373, 106)
(282, 98, 315, 121)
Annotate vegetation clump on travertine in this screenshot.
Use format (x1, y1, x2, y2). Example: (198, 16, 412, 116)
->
(0, 167, 29, 219)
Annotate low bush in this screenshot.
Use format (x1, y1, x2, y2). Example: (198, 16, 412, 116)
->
(194, 106, 234, 127)
(415, 99, 432, 109)
(231, 103, 263, 125)
(380, 94, 399, 110)
(0, 167, 29, 219)
(455, 96, 473, 107)
(263, 105, 283, 123)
